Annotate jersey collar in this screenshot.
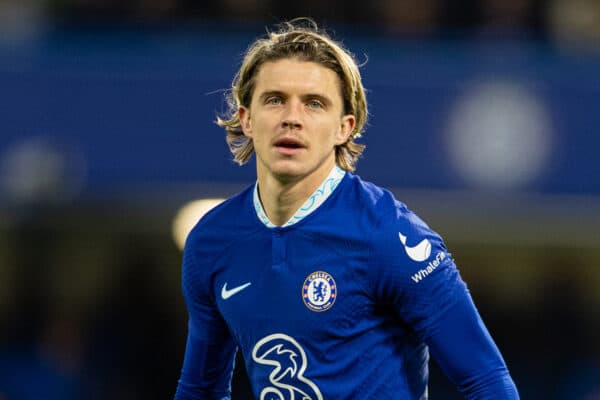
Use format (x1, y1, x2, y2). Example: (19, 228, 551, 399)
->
(253, 165, 346, 228)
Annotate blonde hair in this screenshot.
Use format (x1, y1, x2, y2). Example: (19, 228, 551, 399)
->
(216, 18, 368, 172)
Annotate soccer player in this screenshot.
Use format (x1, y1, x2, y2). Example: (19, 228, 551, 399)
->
(174, 19, 520, 399)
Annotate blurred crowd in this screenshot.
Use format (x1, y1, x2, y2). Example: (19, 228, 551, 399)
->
(0, 211, 186, 399)
(0, 0, 599, 48)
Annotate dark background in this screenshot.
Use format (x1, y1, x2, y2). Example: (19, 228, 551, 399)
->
(0, 1, 599, 399)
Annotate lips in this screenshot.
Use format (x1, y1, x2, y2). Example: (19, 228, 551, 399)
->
(273, 136, 305, 149)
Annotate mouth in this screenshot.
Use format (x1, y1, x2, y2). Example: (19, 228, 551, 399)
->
(273, 137, 306, 153)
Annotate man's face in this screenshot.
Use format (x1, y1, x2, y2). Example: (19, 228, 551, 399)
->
(239, 58, 355, 184)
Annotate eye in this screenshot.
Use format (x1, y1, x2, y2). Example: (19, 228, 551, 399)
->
(266, 96, 283, 105)
(307, 99, 323, 109)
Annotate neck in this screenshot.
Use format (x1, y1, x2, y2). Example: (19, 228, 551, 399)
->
(257, 160, 336, 227)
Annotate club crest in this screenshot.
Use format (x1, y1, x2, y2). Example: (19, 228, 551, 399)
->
(302, 271, 336, 312)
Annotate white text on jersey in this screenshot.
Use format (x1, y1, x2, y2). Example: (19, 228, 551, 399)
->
(411, 251, 446, 283)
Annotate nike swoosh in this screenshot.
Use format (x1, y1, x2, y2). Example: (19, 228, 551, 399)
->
(221, 282, 252, 300)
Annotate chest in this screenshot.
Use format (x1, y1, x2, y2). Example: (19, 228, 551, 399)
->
(212, 229, 373, 345)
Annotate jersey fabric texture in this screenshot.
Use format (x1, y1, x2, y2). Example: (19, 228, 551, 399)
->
(174, 172, 519, 400)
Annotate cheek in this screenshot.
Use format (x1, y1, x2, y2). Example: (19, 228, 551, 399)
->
(321, 121, 342, 143)
(252, 112, 279, 133)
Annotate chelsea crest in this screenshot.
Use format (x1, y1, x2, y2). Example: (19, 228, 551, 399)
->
(302, 271, 337, 312)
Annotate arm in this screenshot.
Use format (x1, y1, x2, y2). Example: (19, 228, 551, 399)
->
(425, 281, 519, 399)
(174, 237, 237, 400)
(371, 205, 519, 399)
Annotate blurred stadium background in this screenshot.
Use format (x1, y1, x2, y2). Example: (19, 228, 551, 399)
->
(0, 0, 599, 399)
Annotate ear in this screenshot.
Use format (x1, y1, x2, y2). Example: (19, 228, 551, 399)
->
(335, 114, 356, 145)
(238, 106, 253, 137)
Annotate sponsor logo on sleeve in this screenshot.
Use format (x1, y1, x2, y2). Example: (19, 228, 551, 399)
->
(410, 251, 446, 283)
(398, 232, 432, 262)
(398, 232, 447, 283)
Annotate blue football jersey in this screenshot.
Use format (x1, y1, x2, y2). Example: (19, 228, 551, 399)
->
(175, 172, 519, 400)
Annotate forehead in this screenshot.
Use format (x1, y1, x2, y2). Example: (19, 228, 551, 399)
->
(253, 58, 342, 99)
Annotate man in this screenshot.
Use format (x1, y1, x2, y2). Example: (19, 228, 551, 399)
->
(174, 19, 519, 399)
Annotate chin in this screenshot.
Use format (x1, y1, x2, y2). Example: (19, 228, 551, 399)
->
(272, 167, 304, 181)
(269, 161, 309, 180)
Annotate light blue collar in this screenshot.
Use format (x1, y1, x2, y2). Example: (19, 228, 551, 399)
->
(253, 165, 346, 228)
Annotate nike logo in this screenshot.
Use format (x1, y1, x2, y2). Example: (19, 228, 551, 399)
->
(221, 282, 252, 300)
(398, 232, 432, 262)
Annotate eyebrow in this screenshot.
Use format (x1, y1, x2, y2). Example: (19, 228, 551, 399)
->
(258, 90, 286, 103)
(302, 93, 333, 107)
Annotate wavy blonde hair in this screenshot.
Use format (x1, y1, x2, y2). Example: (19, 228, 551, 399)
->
(216, 19, 368, 172)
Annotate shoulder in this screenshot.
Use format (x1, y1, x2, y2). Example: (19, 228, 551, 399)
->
(181, 185, 259, 299)
(343, 172, 396, 208)
(184, 184, 258, 263)
(344, 173, 449, 273)
(342, 173, 422, 232)
(338, 173, 445, 262)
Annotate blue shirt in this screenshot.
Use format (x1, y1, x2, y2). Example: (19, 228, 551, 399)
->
(174, 171, 519, 399)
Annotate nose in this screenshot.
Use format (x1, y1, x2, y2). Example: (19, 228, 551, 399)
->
(281, 99, 303, 130)
(282, 119, 302, 130)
